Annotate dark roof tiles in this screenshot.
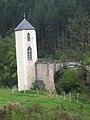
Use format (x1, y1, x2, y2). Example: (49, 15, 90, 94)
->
(15, 18, 35, 31)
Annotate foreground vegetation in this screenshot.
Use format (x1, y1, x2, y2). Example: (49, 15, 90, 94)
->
(0, 88, 90, 120)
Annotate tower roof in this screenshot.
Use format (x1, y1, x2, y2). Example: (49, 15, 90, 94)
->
(15, 18, 35, 31)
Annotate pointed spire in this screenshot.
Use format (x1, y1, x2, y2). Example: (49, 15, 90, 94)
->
(24, 13, 25, 18)
(15, 17, 35, 31)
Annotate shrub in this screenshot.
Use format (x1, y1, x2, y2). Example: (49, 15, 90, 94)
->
(55, 67, 86, 94)
(32, 80, 45, 90)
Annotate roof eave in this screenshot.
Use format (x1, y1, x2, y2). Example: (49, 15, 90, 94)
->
(14, 28, 35, 31)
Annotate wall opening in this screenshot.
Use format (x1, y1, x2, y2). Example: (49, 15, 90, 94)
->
(54, 66, 90, 94)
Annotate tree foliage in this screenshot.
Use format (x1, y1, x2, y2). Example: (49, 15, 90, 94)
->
(0, 0, 89, 59)
(0, 34, 17, 87)
(55, 67, 88, 94)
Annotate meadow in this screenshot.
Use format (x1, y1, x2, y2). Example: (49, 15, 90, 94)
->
(0, 88, 90, 120)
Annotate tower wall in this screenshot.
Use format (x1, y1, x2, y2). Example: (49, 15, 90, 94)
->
(15, 29, 37, 91)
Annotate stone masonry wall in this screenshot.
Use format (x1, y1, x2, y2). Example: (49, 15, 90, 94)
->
(35, 62, 63, 91)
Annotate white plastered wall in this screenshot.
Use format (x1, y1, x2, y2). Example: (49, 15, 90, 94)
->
(15, 29, 37, 91)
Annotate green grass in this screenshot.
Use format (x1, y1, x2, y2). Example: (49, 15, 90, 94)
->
(0, 88, 90, 120)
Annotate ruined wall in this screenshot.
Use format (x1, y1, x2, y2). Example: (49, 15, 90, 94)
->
(35, 62, 90, 91)
(35, 62, 63, 91)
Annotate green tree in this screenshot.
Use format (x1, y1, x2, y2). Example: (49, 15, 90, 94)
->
(55, 67, 86, 94)
(66, 7, 90, 62)
(0, 34, 17, 87)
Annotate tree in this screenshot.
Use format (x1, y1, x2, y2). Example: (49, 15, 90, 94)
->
(0, 34, 17, 87)
(55, 67, 86, 94)
(66, 7, 90, 62)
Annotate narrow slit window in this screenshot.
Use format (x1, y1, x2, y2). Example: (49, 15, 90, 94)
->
(27, 33, 30, 41)
(27, 47, 32, 60)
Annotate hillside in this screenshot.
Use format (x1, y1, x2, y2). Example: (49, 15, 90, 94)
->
(0, 88, 90, 120)
(0, 1, 90, 119)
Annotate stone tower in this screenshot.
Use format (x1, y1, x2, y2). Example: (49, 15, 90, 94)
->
(15, 18, 38, 91)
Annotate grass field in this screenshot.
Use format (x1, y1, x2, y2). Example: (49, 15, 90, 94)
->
(0, 88, 90, 120)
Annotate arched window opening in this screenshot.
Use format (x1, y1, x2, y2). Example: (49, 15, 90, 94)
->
(27, 47, 32, 60)
(27, 33, 30, 41)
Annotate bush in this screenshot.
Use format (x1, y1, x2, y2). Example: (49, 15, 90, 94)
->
(32, 80, 45, 90)
(55, 67, 86, 94)
(0, 103, 80, 120)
